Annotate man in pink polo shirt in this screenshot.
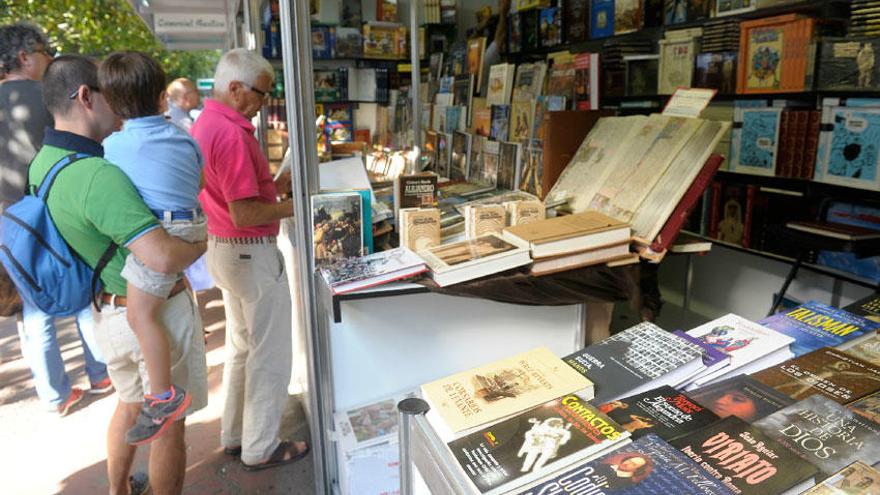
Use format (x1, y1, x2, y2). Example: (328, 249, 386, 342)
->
(192, 49, 308, 471)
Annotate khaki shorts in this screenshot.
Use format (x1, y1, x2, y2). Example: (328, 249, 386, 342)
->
(122, 217, 207, 298)
(93, 290, 208, 414)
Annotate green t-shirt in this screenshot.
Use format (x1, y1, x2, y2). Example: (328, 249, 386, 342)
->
(28, 144, 159, 296)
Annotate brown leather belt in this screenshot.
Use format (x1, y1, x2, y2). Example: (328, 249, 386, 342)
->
(100, 280, 187, 308)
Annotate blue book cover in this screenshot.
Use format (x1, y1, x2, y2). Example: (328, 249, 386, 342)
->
(733, 107, 781, 175)
(823, 108, 880, 190)
(590, 0, 614, 39)
(353, 189, 373, 254)
(518, 434, 735, 495)
(815, 98, 880, 182)
(311, 26, 334, 60)
(759, 301, 880, 357)
(490, 104, 511, 142)
(444, 106, 462, 134)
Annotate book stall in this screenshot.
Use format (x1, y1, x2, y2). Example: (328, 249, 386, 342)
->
(257, 1, 880, 494)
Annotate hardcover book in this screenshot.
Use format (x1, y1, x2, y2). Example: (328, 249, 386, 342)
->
(670, 416, 818, 495)
(730, 107, 782, 176)
(420, 347, 594, 435)
(362, 22, 406, 59)
(418, 233, 532, 286)
(504, 200, 543, 227)
(520, 433, 736, 495)
(320, 247, 426, 295)
(450, 394, 629, 495)
(737, 15, 814, 94)
(685, 313, 795, 388)
(658, 37, 699, 95)
(600, 385, 721, 442)
(393, 174, 438, 215)
(816, 107, 880, 191)
(502, 210, 630, 259)
(465, 204, 506, 239)
(817, 38, 880, 92)
(686, 374, 795, 423)
(311, 192, 364, 268)
(398, 208, 441, 252)
(754, 394, 880, 477)
(563, 322, 705, 404)
(801, 461, 880, 495)
(590, 0, 615, 39)
(694, 52, 738, 95)
(759, 301, 880, 357)
(751, 347, 880, 404)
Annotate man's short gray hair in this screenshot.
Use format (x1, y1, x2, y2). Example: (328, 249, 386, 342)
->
(0, 23, 50, 76)
(213, 48, 274, 94)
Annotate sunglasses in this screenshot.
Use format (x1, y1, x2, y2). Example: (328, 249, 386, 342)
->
(69, 85, 101, 100)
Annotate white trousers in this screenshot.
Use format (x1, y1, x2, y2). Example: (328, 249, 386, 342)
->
(207, 239, 293, 464)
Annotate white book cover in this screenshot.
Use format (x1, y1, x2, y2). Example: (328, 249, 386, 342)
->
(686, 313, 795, 386)
(486, 63, 516, 106)
(333, 395, 407, 454)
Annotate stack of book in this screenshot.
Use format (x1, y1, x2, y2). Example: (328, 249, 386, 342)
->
(319, 247, 426, 295)
(417, 233, 531, 287)
(502, 211, 633, 275)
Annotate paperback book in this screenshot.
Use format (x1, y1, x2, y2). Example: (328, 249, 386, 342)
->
(759, 301, 880, 357)
(311, 192, 364, 268)
(518, 433, 736, 495)
(600, 385, 720, 442)
(754, 394, 880, 477)
(670, 416, 818, 495)
(686, 374, 795, 423)
(449, 394, 629, 495)
(333, 395, 404, 453)
(801, 461, 880, 495)
(563, 322, 705, 404)
(398, 208, 440, 252)
(420, 347, 594, 436)
(751, 347, 880, 404)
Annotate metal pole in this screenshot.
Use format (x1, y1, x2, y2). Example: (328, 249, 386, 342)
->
(409, 0, 422, 172)
(398, 398, 431, 495)
(278, 0, 327, 493)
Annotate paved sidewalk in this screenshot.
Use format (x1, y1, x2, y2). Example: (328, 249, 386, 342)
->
(0, 289, 315, 495)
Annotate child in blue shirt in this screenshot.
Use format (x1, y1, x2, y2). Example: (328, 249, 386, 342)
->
(100, 51, 206, 445)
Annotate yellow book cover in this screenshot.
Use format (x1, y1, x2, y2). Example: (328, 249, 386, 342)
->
(746, 26, 784, 90)
(420, 347, 593, 434)
(505, 200, 545, 226)
(400, 208, 440, 251)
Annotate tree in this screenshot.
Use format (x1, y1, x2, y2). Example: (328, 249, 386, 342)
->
(0, 0, 220, 80)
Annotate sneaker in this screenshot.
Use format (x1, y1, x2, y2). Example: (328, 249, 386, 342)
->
(129, 471, 150, 495)
(88, 377, 114, 395)
(57, 388, 85, 417)
(125, 385, 191, 445)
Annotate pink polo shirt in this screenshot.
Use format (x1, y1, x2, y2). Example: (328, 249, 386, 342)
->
(192, 99, 279, 238)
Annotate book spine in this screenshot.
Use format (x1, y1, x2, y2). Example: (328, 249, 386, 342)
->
(803, 110, 821, 180)
(708, 180, 723, 239)
(742, 184, 757, 249)
(776, 110, 791, 177)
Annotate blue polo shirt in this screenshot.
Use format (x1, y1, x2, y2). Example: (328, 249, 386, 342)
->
(103, 115, 204, 212)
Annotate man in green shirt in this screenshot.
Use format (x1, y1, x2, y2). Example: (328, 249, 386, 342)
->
(33, 55, 206, 495)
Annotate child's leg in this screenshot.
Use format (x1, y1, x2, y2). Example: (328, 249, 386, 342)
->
(125, 283, 171, 395)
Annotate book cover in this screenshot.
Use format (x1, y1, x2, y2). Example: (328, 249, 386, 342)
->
(715, 0, 755, 17)
(742, 24, 785, 92)
(419, 233, 527, 273)
(498, 142, 521, 191)
(436, 132, 452, 177)
(320, 247, 425, 295)
(362, 22, 405, 59)
(731, 108, 782, 176)
(842, 335, 880, 365)
(465, 204, 506, 239)
(467, 37, 488, 92)
(590, 0, 615, 39)
(490, 105, 511, 142)
(445, 106, 462, 134)
(311, 192, 364, 268)
(333, 396, 402, 454)
(473, 107, 492, 137)
(449, 394, 628, 495)
(539, 7, 562, 47)
(399, 208, 441, 252)
(477, 139, 501, 189)
(759, 301, 880, 357)
(687, 374, 795, 423)
(519, 142, 544, 198)
(334, 27, 362, 58)
(573, 53, 599, 110)
(503, 210, 627, 246)
(625, 55, 660, 97)
(694, 52, 738, 95)
(508, 12, 523, 54)
(563, 0, 589, 44)
(664, 0, 688, 24)
(531, 95, 566, 142)
(311, 25, 335, 59)
(394, 174, 438, 212)
(522, 9, 540, 51)
(848, 389, 880, 424)
(520, 433, 737, 495)
(420, 347, 594, 435)
(450, 131, 472, 182)
(658, 38, 698, 95)
(817, 39, 880, 92)
(754, 394, 880, 477)
(801, 461, 880, 495)
(510, 100, 535, 144)
(452, 74, 474, 108)
(512, 62, 547, 103)
(487, 63, 516, 107)
(752, 347, 880, 404)
(819, 108, 880, 191)
(505, 200, 544, 227)
(314, 70, 340, 102)
(614, 0, 642, 35)
(599, 385, 721, 442)
(564, 322, 704, 404)
(670, 416, 818, 495)
(686, 313, 794, 374)
(844, 293, 880, 324)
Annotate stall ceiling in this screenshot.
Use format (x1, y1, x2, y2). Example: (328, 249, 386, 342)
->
(127, 0, 239, 51)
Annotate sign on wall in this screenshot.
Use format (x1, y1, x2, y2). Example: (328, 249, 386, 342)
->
(154, 13, 227, 34)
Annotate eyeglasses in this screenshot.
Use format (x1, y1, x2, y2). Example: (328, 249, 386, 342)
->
(31, 46, 56, 57)
(242, 83, 270, 99)
(68, 85, 101, 100)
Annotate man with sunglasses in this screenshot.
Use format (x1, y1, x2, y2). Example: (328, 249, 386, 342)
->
(192, 48, 307, 471)
(0, 22, 112, 416)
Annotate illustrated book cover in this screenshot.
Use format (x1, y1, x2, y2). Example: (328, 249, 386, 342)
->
(759, 301, 879, 357)
(319, 246, 425, 295)
(398, 208, 441, 252)
(686, 374, 795, 423)
(311, 192, 363, 268)
(599, 385, 721, 442)
(800, 461, 880, 495)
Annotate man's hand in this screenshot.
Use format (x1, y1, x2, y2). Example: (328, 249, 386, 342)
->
(274, 169, 292, 197)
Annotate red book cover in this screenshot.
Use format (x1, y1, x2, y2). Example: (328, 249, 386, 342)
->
(776, 110, 792, 177)
(708, 179, 723, 239)
(802, 110, 821, 179)
(650, 154, 725, 252)
(742, 184, 757, 249)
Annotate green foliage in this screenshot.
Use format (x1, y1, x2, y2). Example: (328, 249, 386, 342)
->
(0, 0, 220, 80)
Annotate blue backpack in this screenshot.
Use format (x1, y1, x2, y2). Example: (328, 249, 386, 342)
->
(0, 153, 116, 316)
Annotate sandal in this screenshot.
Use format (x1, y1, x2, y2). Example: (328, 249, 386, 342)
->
(241, 440, 310, 472)
(223, 446, 242, 457)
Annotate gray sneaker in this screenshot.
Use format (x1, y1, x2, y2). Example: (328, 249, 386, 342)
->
(129, 471, 150, 495)
(125, 385, 191, 445)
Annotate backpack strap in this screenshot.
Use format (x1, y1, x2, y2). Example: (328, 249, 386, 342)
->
(35, 152, 91, 201)
(91, 242, 118, 311)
